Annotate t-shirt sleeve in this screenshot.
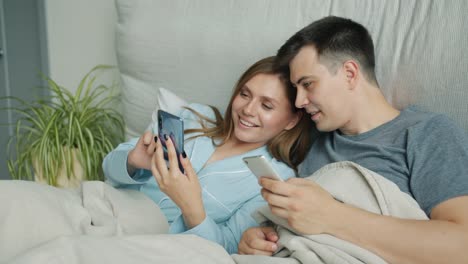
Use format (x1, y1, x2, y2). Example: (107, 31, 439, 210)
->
(407, 114, 468, 216)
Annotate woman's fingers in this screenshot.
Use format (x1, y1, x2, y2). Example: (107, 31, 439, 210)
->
(163, 134, 180, 175)
(141, 131, 155, 155)
(151, 151, 162, 184)
(153, 135, 169, 179)
(180, 153, 197, 180)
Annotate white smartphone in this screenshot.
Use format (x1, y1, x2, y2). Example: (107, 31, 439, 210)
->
(242, 155, 284, 181)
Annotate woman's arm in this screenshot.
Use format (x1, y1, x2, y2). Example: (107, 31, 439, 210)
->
(170, 193, 267, 254)
(103, 135, 154, 187)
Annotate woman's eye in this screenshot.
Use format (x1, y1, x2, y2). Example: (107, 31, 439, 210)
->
(303, 81, 311, 88)
(240, 92, 249, 97)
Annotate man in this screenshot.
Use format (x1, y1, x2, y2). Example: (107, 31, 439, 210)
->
(238, 16, 468, 263)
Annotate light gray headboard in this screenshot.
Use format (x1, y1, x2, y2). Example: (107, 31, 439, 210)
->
(115, 0, 468, 138)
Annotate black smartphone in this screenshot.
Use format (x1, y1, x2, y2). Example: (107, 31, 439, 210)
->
(157, 110, 185, 173)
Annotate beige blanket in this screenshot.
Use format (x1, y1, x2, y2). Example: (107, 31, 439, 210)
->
(2, 161, 428, 264)
(232, 161, 429, 264)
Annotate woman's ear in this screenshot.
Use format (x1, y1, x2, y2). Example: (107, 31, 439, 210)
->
(284, 110, 302, 131)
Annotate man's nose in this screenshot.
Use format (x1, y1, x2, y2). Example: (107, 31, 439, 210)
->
(295, 89, 309, 108)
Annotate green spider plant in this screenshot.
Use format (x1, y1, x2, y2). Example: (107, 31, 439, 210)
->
(3, 65, 124, 187)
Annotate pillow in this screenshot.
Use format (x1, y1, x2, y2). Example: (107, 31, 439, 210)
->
(144, 87, 189, 135)
(123, 86, 188, 139)
(116, 0, 468, 137)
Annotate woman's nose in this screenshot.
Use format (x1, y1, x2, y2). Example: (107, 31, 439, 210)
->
(242, 101, 256, 116)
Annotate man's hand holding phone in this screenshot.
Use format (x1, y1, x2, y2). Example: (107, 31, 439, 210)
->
(243, 155, 284, 182)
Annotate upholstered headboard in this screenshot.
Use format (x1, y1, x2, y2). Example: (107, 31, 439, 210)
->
(114, 0, 468, 138)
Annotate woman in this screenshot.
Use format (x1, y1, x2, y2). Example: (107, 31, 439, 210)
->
(103, 56, 313, 253)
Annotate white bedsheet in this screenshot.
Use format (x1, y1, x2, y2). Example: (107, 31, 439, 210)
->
(2, 161, 428, 264)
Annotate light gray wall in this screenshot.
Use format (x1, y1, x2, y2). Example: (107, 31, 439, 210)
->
(0, 0, 48, 179)
(0, 0, 118, 180)
(44, 0, 118, 94)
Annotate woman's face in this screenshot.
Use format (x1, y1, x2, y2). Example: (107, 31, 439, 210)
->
(230, 73, 299, 148)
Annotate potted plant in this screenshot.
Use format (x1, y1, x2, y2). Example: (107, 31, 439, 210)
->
(3, 65, 124, 187)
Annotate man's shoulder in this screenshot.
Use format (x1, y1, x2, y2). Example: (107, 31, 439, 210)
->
(402, 106, 461, 133)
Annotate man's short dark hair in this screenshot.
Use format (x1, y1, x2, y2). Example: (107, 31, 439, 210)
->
(276, 16, 378, 85)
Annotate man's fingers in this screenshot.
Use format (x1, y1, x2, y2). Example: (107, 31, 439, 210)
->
(269, 205, 289, 219)
(261, 188, 290, 209)
(287, 177, 314, 186)
(259, 178, 293, 197)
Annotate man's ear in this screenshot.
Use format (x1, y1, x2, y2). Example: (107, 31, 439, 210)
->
(284, 110, 302, 131)
(343, 60, 359, 88)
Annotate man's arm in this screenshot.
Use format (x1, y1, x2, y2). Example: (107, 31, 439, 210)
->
(260, 177, 468, 264)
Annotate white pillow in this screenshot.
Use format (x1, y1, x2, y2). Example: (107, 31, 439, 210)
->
(116, 0, 468, 136)
(144, 87, 189, 135)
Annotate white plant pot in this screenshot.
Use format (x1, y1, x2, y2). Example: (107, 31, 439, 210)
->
(34, 147, 84, 188)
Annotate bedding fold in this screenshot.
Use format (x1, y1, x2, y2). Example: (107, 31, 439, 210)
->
(232, 161, 428, 264)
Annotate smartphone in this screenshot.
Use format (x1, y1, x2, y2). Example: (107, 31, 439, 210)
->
(242, 155, 284, 181)
(158, 110, 185, 173)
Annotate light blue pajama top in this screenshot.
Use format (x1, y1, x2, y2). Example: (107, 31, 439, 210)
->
(103, 103, 295, 254)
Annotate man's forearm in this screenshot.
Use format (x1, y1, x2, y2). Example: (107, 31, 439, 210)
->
(329, 203, 468, 264)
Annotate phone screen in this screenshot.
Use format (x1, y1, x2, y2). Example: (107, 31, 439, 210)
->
(158, 110, 185, 172)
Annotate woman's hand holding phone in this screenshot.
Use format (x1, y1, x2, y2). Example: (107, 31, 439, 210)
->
(127, 131, 159, 171)
(150, 134, 206, 229)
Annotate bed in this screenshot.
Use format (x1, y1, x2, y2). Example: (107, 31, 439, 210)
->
(2, 0, 468, 263)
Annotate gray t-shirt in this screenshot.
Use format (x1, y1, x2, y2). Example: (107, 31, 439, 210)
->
(299, 106, 468, 216)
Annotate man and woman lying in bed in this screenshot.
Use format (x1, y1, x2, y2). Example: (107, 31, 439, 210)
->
(106, 15, 468, 262)
(2, 16, 467, 263)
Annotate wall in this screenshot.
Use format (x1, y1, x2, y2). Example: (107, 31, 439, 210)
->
(44, 0, 118, 92)
(0, 0, 48, 179)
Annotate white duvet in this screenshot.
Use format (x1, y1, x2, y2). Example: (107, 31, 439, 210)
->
(0, 162, 427, 264)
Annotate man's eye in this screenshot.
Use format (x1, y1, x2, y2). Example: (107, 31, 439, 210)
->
(303, 82, 311, 88)
(262, 104, 273, 110)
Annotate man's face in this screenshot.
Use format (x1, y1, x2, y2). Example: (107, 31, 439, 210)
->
(289, 46, 352, 132)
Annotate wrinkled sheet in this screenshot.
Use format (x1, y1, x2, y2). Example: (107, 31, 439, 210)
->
(4, 161, 428, 264)
(231, 161, 428, 264)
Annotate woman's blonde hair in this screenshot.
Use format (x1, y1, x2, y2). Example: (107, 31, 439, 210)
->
(185, 56, 314, 170)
